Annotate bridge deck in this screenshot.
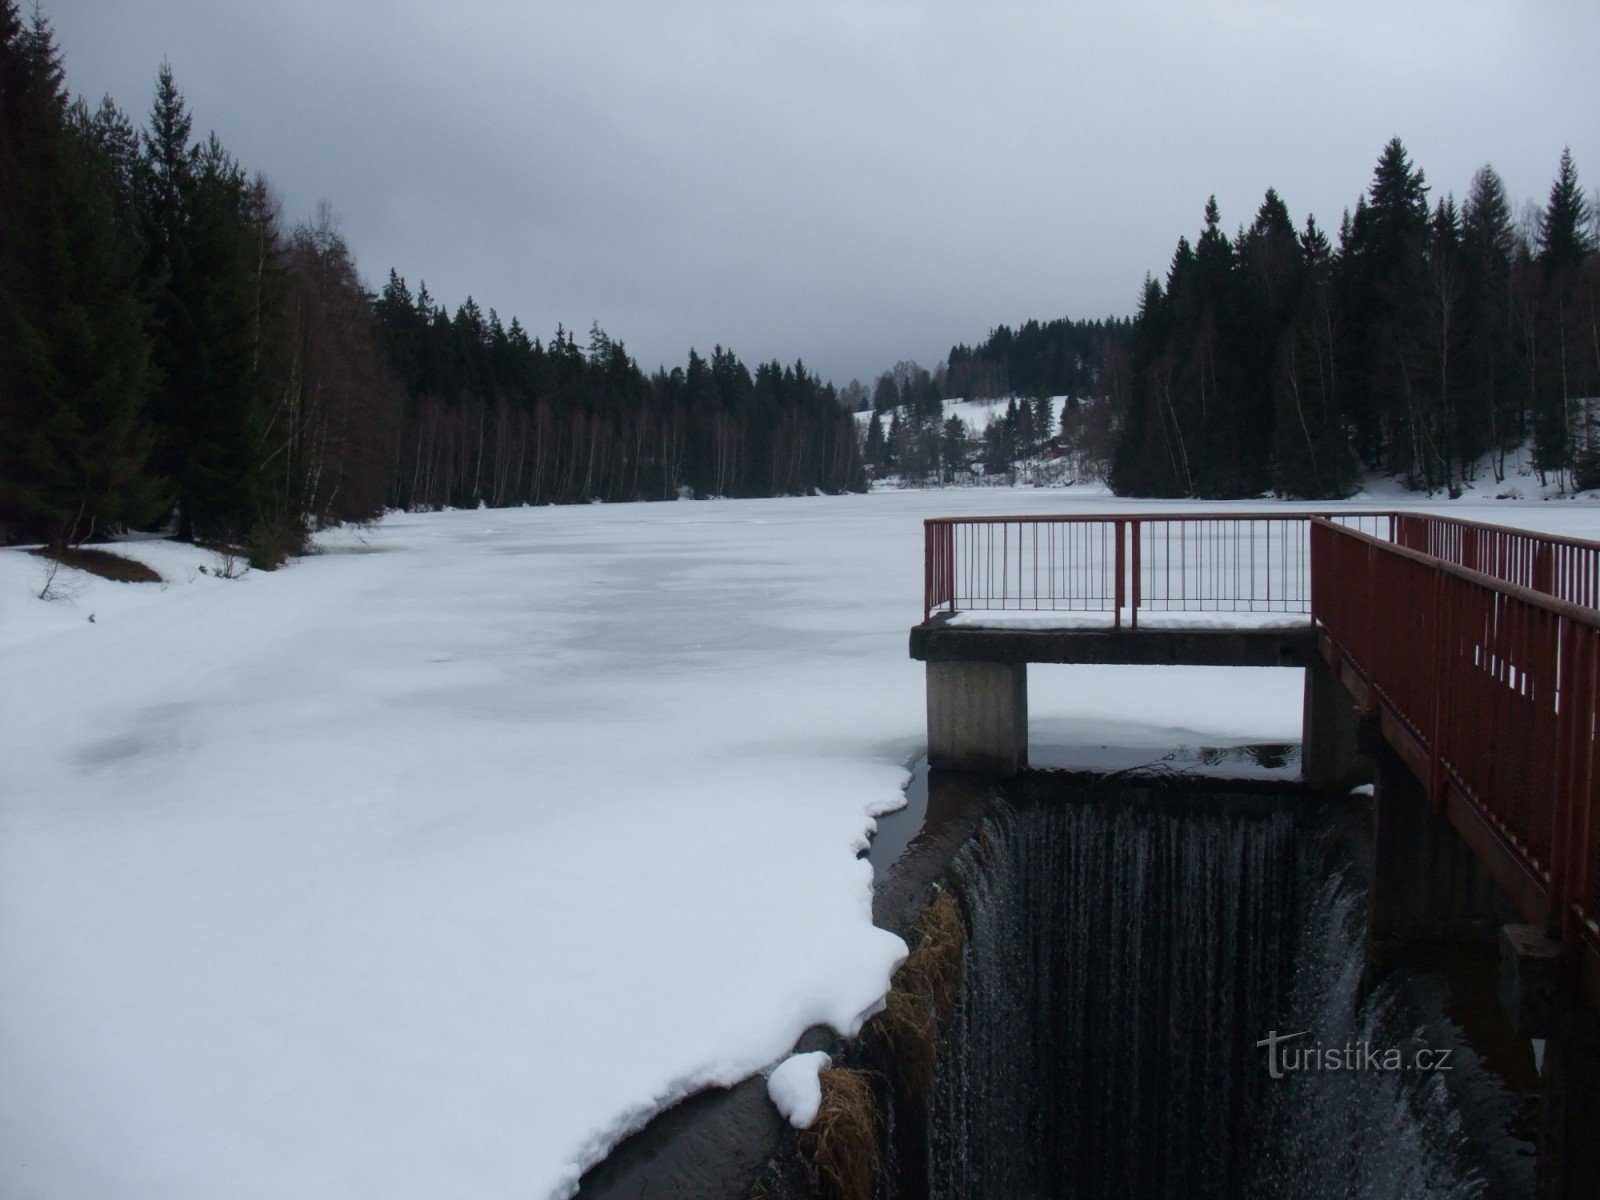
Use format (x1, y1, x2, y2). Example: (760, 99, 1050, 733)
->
(915, 509, 1600, 1020)
(910, 615, 1316, 667)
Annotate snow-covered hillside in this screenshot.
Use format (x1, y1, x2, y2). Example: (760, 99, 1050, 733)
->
(4, 488, 1600, 1198)
(853, 394, 1070, 434)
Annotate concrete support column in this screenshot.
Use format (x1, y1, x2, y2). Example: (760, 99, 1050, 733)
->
(926, 661, 1027, 776)
(1301, 659, 1372, 795)
(1362, 725, 1505, 994)
(1501, 925, 1600, 1198)
(1537, 1006, 1600, 1199)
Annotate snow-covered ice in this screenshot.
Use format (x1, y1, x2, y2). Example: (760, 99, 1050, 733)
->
(3, 486, 1599, 1198)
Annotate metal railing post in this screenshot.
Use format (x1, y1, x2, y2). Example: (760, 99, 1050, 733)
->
(1114, 519, 1125, 630)
(1130, 519, 1141, 630)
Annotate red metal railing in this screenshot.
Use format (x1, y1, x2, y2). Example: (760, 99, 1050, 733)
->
(923, 511, 1600, 623)
(1131, 514, 1390, 616)
(920, 509, 1600, 990)
(1393, 513, 1600, 611)
(923, 516, 1126, 624)
(1310, 518, 1600, 964)
(922, 512, 1391, 624)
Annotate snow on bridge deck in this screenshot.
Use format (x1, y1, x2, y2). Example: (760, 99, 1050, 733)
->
(945, 609, 1311, 633)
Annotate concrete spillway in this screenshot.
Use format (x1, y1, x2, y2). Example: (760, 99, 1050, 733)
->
(923, 778, 1532, 1198)
(581, 769, 1538, 1198)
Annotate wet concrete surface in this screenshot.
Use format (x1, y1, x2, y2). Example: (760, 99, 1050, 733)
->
(574, 1075, 786, 1199)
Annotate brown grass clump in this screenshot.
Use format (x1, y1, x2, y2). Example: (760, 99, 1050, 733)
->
(898, 889, 965, 1019)
(799, 1067, 881, 1200)
(30, 546, 161, 583)
(868, 888, 966, 1095)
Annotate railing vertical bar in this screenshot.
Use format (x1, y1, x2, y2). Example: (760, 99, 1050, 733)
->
(1131, 519, 1142, 629)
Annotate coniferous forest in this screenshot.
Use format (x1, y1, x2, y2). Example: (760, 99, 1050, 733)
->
(5, 3, 1599, 563)
(0, 8, 864, 559)
(863, 139, 1598, 501)
(1108, 140, 1600, 499)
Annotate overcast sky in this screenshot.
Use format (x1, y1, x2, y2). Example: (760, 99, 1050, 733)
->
(45, 0, 1600, 387)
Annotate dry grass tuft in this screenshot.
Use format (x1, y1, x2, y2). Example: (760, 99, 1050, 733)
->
(30, 546, 161, 584)
(899, 889, 965, 1019)
(868, 888, 967, 1095)
(871, 987, 938, 1095)
(799, 1067, 880, 1200)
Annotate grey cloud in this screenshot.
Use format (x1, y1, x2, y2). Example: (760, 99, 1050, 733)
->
(46, 0, 1600, 384)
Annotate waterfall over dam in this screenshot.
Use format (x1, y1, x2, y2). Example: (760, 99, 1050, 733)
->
(924, 781, 1532, 1199)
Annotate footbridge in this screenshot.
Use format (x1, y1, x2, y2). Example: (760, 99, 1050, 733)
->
(911, 509, 1600, 1195)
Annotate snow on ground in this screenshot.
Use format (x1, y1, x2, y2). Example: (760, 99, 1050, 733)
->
(852, 394, 1067, 435)
(767, 1050, 831, 1129)
(0, 538, 252, 651)
(4, 487, 1600, 1199)
(939, 394, 1065, 432)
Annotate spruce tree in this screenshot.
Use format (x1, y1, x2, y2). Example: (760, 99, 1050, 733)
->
(1539, 148, 1594, 276)
(1237, 188, 1302, 495)
(1342, 138, 1431, 480)
(0, 6, 162, 544)
(138, 63, 197, 529)
(1410, 195, 1465, 490)
(864, 409, 885, 471)
(1272, 216, 1349, 497)
(1535, 150, 1596, 483)
(1112, 274, 1191, 497)
(1460, 165, 1517, 478)
(139, 71, 282, 543)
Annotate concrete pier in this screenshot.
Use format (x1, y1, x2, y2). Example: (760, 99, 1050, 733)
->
(1361, 725, 1507, 993)
(1301, 659, 1372, 795)
(925, 661, 1027, 776)
(1538, 1007, 1600, 1199)
(910, 617, 1321, 776)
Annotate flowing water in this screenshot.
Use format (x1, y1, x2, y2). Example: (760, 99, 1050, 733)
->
(924, 781, 1531, 1198)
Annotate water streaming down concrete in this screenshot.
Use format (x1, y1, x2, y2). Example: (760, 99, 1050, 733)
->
(580, 768, 1534, 1198)
(924, 779, 1533, 1199)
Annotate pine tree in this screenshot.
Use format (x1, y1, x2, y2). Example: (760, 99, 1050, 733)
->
(1539, 148, 1595, 277)
(864, 409, 885, 471)
(1341, 138, 1432, 480)
(1418, 195, 1465, 489)
(139, 62, 197, 528)
(85, 95, 142, 206)
(1237, 188, 1302, 494)
(1536, 150, 1596, 484)
(1032, 394, 1053, 447)
(1460, 165, 1518, 479)
(139, 70, 282, 543)
(1112, 273, 1190, 497)
(0, 6, 162, 544)
(1273, 216, 1350, 497)
(1187, 198, 1236, 494)
(940, 416, 968, 481)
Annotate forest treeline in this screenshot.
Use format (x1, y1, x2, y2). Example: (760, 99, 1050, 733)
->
(0, 8, 863, 558)
(7, 1, 1598, 559)
(863, 139, 1599, 500)
(1113, 139, 1599, 498)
